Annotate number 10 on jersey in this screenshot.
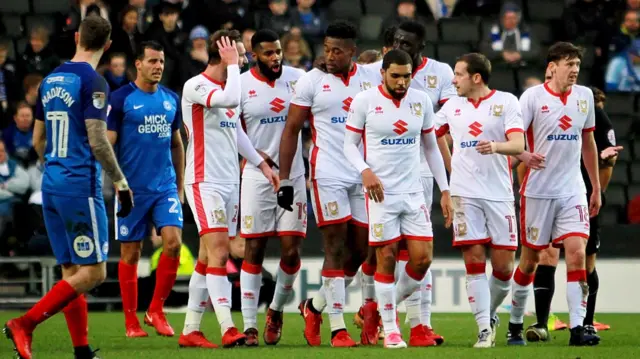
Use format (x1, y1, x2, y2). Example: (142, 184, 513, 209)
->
(46, 111, 69, 158)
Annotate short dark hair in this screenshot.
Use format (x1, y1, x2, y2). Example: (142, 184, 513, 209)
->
(397, 20, 426, 45)
(546, 42, 583, 65)
(457, 53, 492, 84)
(382, 49, 413, 70)
(382, 25, 397, 48)
(325, 20, 357, 41)
(208, 29, 242, 64)
(78, 15, 112, 51)
(136, 41, 164, 60)
(251, 29, 280, 50)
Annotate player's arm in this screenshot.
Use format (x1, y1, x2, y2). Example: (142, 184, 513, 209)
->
(434, 108, 452, 173)
(237, 124, 279, 190)
(594, 107, 622, 192)
(423, 102, 452, 227)
(171, 130, 185, 201)
(477, 96, 525, 156)
(106, 95, 125, 146)
(582, 96, 601, 217)
(514, 90, 545, 169)
(33, 85, 46, 163)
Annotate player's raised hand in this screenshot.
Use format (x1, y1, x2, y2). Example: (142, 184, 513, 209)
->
(259, 162, 280, 192)
(440, 191, 453, 228)
(520, 151, 546, 170)
(476, 140, 497, 155)
(217, 36, 239, 67)
(114, 179, 134, 217)
(362, 168, 384, 203)
(601, 146, 623, 161)
(589, 190, 601, 218)
(277, 179, 294, 211)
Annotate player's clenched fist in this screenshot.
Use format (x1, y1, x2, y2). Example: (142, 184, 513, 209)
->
(114, 178, 134, 217)
(217, 36, 239, 66)
(362, 168, 384, 203)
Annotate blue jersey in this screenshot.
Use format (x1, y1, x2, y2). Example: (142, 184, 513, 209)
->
(35, 62, 109, 198)
(107, 83, 181, 194)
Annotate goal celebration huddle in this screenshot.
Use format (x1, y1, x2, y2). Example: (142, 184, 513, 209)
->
(3, 14, 622, 358)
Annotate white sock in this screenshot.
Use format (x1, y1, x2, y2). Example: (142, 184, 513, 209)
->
(183, 265, 208, 335)
(510, 268, 533, 325)
(206, 268, 235, 334)
(312, 271, 356, 313)
(420, 269, 433, 327)
(466, 272, 491, 332)
(322, 273, 346, 331)
(396, 262, 424, 303)
(567, 271, 588, 329)
(489, 272, 511, 319)
(270, 260, 300, 311)
(240, 263, 262, 331)
(361, 263, 376, 303)
(375, 273, 398, 335)
(404, 290, 422, 328)
(396, 260, 408, 285)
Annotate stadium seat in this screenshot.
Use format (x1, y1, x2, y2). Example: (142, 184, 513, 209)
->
(359, 15, 383, 41)
(25, 15, 57, 36)
(329, 0, 363, 26)
(628, 184, 640, 199)
(15, 37, 27, 54)
(610, 165, 629, 185)
(363, 0, 395, 16)
(32, 0, 70, 14)
(489, 68, 518, 94)
(578, 68, 591, 86)
(1, 14, 24, 39)
(605, 93, 636, 116)
(612, 118, 632, 141)
(634, 141, 640, 160)
(439, 18, 480, 44)
(424, 22, 439, 43)
(527, 0, 564, 21)
(0, 2, 30, 14)
(617, 140, 632, 163)
(630, 162, 640, 182)
(600, 207, 618, 225)
(529, 21, 553, 45)
(424, 43, 436, 59)
(437, 43, 472, 67)
(4, 39, 16, 61)
(605, 184, 627, 207)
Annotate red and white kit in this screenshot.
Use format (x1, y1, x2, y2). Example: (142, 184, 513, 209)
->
(345, 86, 438, 245)
(290, 64, 379, 227)
(239, 66, 307, 238)
(435, 90, 524, 250)
(519, 83, 595, 249)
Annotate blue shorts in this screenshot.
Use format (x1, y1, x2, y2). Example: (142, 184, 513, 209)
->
(115, 190, 183, 242)
(42, 193, 109, 265)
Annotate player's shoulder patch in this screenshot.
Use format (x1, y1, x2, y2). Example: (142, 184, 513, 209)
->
(92, 91, 106, 109)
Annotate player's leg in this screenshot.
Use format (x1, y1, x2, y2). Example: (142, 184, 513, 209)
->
(527, 246, 559, 342)
(115, 195, 151, 337)
(584, 213, 606, 333)
(144, 191, 184, 336)
(554, 195, 599, 346)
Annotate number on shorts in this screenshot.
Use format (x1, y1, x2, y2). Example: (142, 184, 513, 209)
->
(168, 197, 180, 213)
(505, 215, 516, 234)
(575, 205, 588, 222)
(46, 111, 70, 158)
(296, 202, 307, 221)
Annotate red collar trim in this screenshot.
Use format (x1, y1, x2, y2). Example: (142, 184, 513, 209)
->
(250, 67, 275, 88)
(467, 89, 496, 109)
(378, 85, 404, 108)
(201, 72, 225, 89)
(544, 82, 572, 105)
(333, 63, 358, 86)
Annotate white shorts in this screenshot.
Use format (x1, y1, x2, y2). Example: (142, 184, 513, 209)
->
(240, 175, 307, 238)
(310, 178, 367, 228)
(185, 182, 239, 237)
(367, 192, 433, 246)
(520, 194, 590, 250)
(421, 176, 434, 213)
(452, 196, 518, 251)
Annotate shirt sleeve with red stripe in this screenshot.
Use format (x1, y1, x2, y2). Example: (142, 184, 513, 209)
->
(345, 93, 367, 134)
(433, 105, 450, 138)
(505, 93, 525, 137)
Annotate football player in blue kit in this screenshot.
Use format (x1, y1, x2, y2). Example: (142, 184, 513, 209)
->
(4, 16, 133, 359)
(106, 41, 185, 338)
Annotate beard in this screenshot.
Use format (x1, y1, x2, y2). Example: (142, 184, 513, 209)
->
(257, 59, 283, 82)
(385, 83, 406, 100)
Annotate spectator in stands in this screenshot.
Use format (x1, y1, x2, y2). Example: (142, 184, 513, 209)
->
(3, 102, 34, 167)
(243, 28, 256, 65)
(0, 42, 20, 127)
(609, 9, 639, 58)
(107, 5, 145, 66)
(22, 74, 42, 114)
(129, 0, 154, 33)
(175, 26, 209, 91)
(146, 1, 187, 87)
(0, 139, 29, 236)
(290, 0, 328, 46)
(605, 38, 640, 91)
(281, 32, 312, 70)
(257, 0, 295, 36)
(380, 0, 431, 40)
(451, 0, 501, 18)
(66, 0, 111, 32)
(101, 53, 132, 91)
(17, 26, 61, 81)
(483, 2, 539, 67)
(357, 49, 382, 64)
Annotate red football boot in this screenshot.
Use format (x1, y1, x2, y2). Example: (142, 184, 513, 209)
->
(4, 318, 33, 359)
(178, 331, 218, 348)
(144, 311, 175, 337)
(298, 299, 322, 346)
(221, 327, 246, 348)
(264, 309, 283, 345)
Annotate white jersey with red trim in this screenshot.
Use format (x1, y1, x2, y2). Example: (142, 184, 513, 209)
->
(290, 64, 380, 183)
(365, 56, 455, 177)
(435, 90, 524, 201)
(240, 66, 306, 180)
(345, 86, 435, 194)
(182, 73, 240, 185)
(519, 83, 596, 199)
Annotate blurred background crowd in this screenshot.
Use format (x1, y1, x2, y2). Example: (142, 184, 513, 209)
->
(0, 0, 639, 279)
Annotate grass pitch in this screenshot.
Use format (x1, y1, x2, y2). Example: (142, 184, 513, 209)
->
(0, 311, 637, 358)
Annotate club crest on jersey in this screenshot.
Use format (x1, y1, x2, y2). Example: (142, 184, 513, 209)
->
(360, 81, 372, 91)
(243, 215, 253, 230)
(527, 227, 539, 243)
(163, 101, 172, 111)
(326, 201, 339, 217)
(213, 209, 226, 224)
(409, 102, 422, 117)
(92, 92, 106, 109)
(455, 223, 467, 237)
(492, 105, 503, 117)
(286, 81, 297, 94)
(426, 76, 437, 89)
(373, 223, 384, 239)
(578, 99, 588, 114)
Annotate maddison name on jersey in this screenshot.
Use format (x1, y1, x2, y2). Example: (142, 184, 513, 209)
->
(41, 82, 76, 107)
(139, 114, 172, 138)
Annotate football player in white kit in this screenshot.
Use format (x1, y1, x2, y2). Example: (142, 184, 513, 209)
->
(508, 42, 601, 346)
(179, 31, 279, 349)
(278, 21, 380, 347)
(237, 29, 307, 346)
(343, 49, 452, 349)
(434, 53, 525, 348)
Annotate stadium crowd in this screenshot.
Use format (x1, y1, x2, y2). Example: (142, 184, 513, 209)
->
(0, 0, 639, 272)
